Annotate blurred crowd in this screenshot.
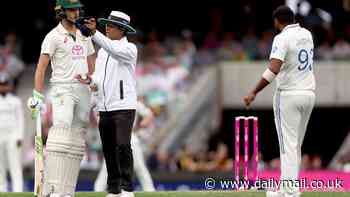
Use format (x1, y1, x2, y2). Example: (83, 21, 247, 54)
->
(146, 145, 324, 173)
(199, 26, 350, 62)
(146, 142, 235, 173)
(132, 30, 195, 123)
(0, 32, 24, 91)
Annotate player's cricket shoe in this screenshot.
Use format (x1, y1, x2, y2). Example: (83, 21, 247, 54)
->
(106, 193, 122, 197)
(266, 191, 284, 197)
(121, 190, 135, 197)
(48, 194, 61, 197)
(48, 194, 71, 197)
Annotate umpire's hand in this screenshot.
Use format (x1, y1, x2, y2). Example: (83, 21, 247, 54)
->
(84, 18, 97, 35)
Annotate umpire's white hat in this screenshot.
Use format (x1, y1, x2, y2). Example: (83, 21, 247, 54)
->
(98, 11, 136, 33)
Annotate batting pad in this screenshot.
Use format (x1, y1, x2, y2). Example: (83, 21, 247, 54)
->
(43, 126, 86, 196)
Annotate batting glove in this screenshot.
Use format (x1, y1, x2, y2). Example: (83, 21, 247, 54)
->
(27, 89, 44, 119)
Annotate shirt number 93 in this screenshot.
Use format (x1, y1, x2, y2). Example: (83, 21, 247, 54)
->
(298, 49, 313, 71)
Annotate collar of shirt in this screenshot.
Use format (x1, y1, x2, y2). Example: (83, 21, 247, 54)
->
(56, 23, 84, 39)
(57, 23, 70, 35)
(282, 23, 300, 32)
(118, 36, 128, 43)
(0, 93, 12, 100)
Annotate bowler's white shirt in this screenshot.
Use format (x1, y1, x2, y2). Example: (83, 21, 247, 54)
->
(41, 23, 95, 83)
(270, 23, 315, 91)
(0, 94, 24, 142)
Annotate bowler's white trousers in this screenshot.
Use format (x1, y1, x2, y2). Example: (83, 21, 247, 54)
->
(0, 139, 23, 192)
(94, 133, 155, 191)
(273, 90, 315, 197)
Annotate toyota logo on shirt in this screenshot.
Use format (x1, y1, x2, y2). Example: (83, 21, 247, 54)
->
(72, 45, 84, 56)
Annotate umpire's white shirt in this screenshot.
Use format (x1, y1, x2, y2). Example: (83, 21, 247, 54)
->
(92, 31, 137, 111)
(270, 23, 315, 91)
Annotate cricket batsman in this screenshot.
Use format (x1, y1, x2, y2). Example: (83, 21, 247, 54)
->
(0, 74, 24, 192)
(27, 0, 95, 196)
(243, 6, 315, 197)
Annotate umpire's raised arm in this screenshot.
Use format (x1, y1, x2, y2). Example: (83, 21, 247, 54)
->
(93, 31, 137, 62)
(84, 17, 137, 62)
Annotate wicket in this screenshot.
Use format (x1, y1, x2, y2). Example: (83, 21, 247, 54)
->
(234, 116, 259, 183)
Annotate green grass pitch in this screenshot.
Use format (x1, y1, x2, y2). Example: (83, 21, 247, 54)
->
(1, 191, 350, 197)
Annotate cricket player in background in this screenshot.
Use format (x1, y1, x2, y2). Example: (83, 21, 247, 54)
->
(0, 74, 24, 192)
(27, 0, 95, 196)
(94, 101, 156, 192)
(243, 5, 315, 197)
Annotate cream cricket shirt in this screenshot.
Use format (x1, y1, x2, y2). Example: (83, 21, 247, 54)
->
(41, 23, 95, 83)
(270, 23, 316, 91)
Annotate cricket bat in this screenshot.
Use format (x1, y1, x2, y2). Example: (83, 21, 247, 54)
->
(34, 112, 44, 197)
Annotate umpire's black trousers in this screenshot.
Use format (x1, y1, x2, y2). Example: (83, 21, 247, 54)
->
(99, 109, 136, 194)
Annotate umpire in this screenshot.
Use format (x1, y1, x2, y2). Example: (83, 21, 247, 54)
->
(82, 11, 137, 197)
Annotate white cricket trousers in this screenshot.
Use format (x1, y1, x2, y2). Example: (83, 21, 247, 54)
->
(43, 83, 90, 195)
(94, 133, 155, 191)
(0, 140, 23, 192)
(50, 83, 91, 128)
(273, 90, 315, 197)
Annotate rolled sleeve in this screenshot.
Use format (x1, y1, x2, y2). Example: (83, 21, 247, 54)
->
(41, 34, 56, 57)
